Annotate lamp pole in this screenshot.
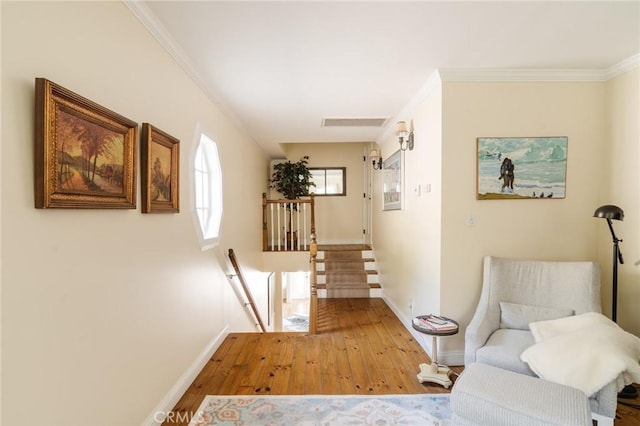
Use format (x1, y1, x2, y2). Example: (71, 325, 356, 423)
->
(593, 205, 636, 398)
(605, 218, 623, 323)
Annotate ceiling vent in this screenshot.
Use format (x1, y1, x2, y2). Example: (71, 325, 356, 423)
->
(322, 117, 388, 127)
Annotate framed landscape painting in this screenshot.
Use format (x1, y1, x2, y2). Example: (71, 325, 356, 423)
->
(477, 137, 568, 200)
(34, 78, 137, 209)
(140, 123, 180, 213)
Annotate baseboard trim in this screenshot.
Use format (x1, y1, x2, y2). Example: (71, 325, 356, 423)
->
(382, 296, 464, 366)
(439, 350, 464, 367)
(382, 295, 433, 357)
(142, 326, 230, 426)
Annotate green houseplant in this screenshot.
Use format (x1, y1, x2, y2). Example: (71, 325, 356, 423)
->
(270, 156, 315, 246)
(270, 156, 315, 200)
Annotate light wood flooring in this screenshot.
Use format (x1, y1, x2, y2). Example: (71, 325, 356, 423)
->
(164, 298, 640, 426)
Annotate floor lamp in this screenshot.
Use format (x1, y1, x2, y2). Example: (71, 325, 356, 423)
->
(593, 204, 637, 398)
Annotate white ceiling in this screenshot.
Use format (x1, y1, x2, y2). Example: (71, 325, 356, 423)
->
(132, 1, 640, 157)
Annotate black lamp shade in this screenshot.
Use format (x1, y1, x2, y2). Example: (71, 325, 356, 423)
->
(593, 205, 624, 221)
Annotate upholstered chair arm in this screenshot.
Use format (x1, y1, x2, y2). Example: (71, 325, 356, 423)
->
(464, 304, 496, 365)
(589, 380, 617, 419)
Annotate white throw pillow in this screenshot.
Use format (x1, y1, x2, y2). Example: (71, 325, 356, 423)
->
(499, 302, 574, 330)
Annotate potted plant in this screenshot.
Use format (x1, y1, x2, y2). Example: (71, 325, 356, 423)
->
(270, 156, 315, 247)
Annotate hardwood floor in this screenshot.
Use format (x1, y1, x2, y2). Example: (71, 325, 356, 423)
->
(163, 298, 640, 426)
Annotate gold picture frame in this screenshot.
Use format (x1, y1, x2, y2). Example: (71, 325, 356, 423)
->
(140, 123, 179, 213)
(34, 78, 137, 209)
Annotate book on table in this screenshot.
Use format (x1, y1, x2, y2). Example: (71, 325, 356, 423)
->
(413, 315, 457, 331)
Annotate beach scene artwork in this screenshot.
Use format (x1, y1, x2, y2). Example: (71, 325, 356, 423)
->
(477, 137, 567, 200)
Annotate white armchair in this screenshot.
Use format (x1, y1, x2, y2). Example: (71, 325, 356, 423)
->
(465, 256, 617, 425)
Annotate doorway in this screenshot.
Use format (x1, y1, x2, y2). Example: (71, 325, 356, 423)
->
(282, 271, 310, 332)
(362, 144, 373, 246)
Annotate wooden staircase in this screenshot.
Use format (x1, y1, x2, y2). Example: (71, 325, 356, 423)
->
(316, 244, 381, 298)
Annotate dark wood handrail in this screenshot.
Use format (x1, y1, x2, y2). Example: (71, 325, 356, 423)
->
(228, 248, 266, 332)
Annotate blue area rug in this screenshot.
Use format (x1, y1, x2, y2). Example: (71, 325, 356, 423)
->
(190, 394, 451, 425)
(283, 314, 309, 332)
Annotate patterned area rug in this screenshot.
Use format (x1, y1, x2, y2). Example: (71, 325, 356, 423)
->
(190, 394, 451, 425)
(283, 314, 309, 332)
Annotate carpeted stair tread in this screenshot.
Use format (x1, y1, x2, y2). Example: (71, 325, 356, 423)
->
(323, 251, 363, 261)
(324, 271, 366, 282)
(325, 278, 369, 286)
(318, 258, 367, 263)
(318, 244, 371, 251)
(318, 247, 378, 298)
(324, 261, 366, 271)
(318, 270, 377, 275)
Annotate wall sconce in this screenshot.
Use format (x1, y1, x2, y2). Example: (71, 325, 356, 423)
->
(396, 120, 414, 151)
(370, 149, 382, 170)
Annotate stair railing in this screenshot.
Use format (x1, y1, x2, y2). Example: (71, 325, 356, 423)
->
(262, 193, 315, 252)
(308, 232, 318, 334)
(227, 248, 266, 332)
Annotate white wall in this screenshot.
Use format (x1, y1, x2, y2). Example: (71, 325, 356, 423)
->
(603, 68, 640, 336)
(439, 81, 607, 356)
(372, 76, 629, 364)
(372, 79, 443, 355)
(284, 142, 367, 244)
(1, 2, 268, 424)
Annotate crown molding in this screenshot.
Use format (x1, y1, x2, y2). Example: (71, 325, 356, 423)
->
(605, 54, 640, 80)
(439, 68, 607, 82)
(123, 1, 211, 95)
(122, 1, 263, 154)
(375, 70, 442, 144)
(377, 54, 640, 143)
(439, 54, 640, 83)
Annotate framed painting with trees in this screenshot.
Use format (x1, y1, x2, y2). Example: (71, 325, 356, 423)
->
(140, 123, 179, 213)
(34, 78, 137, 209)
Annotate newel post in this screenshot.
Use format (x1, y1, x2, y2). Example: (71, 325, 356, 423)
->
(262, 193, 268, 251)
(309, 193, 316, 237)
(309, 232, 318, 334)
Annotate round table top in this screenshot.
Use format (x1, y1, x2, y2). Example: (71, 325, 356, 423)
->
(412, 315, 459, 336)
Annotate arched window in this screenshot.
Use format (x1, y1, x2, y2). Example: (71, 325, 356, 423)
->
(192, 133, 223, 249)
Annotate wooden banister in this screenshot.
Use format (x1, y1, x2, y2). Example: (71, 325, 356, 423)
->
(310, 193, 315, 236)
(262, 193, 268, 252)
(228, 248, 266, 332)
(262, 193, 316, 252)
(309, 232, 318, 334)
(260, 193, 318, 334)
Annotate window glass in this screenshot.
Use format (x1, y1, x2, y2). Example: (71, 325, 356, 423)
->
(309, 167, 346, 196)
(193, 134, 223, 249)
(310, 169, 326, 194)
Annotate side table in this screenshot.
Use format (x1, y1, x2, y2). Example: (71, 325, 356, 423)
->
(412, 315, 459, 388)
